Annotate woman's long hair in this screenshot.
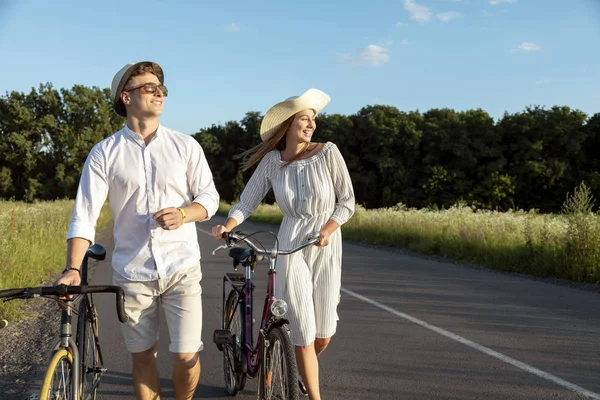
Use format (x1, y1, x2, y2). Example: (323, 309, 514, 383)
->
(237, 113, 312, 171)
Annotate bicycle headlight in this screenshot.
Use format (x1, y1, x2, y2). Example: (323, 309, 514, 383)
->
(270, 299, 288, 317)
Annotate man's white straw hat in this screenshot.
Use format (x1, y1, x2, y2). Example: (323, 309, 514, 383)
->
(110, 61, 164, 117)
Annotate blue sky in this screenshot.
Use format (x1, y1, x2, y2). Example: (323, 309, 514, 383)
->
(0, 0, 599, 135)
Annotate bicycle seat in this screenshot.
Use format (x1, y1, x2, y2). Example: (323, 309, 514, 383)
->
(87, 244, 106, 261)
(228, 246, 254, 262)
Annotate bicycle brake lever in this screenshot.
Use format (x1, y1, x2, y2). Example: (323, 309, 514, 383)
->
(212, 244, 228, 256)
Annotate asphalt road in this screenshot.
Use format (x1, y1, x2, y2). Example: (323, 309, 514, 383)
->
(87, 216, 600, 400)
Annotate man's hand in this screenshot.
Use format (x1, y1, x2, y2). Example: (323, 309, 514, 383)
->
(154, 207, 184, 230)
(53, 269, 81, 305)
(54, 269, 81, 287)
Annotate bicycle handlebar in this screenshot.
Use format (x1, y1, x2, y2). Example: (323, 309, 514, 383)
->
(212, 231, 321, 257)
(0, 284, 129, 323)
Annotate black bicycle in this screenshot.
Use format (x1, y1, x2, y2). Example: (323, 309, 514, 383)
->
(212, 230, 320, 399)
(0, 244, 128, 400)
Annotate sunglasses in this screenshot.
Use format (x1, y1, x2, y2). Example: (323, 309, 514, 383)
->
(123, 82, 168, 97)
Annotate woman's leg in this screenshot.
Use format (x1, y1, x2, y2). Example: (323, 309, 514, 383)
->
(314, 337, 331, 356)
(296, 342, 321, 400)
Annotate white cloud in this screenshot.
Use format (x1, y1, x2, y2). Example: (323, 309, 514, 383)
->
(396, 21, 406, 27)
(359, 45, 391, 65)
(225, 23, 240, 32)
(489, 0, 518, 5)
(512, 42, 541, 53)
(379, 37, 394, 47)
(404, 0, 431, 23)
(437, 11, 463, 22)
(337, 44, 391, 67)
(401, 39, 410, 45)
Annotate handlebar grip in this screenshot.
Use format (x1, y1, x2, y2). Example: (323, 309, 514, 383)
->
(114, 287, 128, 323)
(0, 288, 27, 299)
(53, 285, 129, 323)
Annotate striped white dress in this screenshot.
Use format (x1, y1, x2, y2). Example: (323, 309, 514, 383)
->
(229, 141, 355, 346)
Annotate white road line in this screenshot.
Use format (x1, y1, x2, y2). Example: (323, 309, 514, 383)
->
(197, 227, 212, 236)
(341, 287, 600, 400)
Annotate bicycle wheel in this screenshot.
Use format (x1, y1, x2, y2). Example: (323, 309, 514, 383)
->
(258, 325, 299, 400)
(39, 348, 74, 400)
(223, 289, 246, 395)
(78, 298, 100, 400)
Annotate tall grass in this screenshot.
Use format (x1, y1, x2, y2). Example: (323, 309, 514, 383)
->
(0, 200, 112, 320)
(218, 184, 600, 285)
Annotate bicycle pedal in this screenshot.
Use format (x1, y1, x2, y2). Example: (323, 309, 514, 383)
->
(213, 329, 232, 346)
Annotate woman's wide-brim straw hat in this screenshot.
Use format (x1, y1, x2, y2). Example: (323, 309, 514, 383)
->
(110, 61, 164, 117)
(259, 88, 330, 142)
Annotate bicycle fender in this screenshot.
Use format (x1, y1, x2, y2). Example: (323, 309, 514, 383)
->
(265, 318, 290, 333)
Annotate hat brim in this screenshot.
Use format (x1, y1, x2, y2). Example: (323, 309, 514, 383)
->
(113, 62, 164, 117)
(259, 88, 330, 142)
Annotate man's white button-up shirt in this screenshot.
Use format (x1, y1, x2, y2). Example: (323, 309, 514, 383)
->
(67, 124, 219, 281)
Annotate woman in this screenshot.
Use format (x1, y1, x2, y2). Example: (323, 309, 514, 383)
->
(212, 88, 355, 400)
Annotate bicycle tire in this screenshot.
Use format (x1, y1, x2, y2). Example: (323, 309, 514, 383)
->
(39, 348, 74, 400)
(78, 298, 100, 400)
(223, 289, 246, 395)
(258, 325, 299, 400)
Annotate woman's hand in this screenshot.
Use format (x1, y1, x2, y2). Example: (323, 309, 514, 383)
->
(317, 229, 331, 247)
(212, 224, 230, 240)
(317, 220, 340, 247)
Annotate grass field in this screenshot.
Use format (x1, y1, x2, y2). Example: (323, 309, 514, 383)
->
(2, 186, 598, 322)
(0, 200, 111, 320)
(218, 183, 600, 285)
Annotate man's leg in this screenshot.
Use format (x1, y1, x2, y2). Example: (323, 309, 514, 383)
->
(132, 342, 161, 400)
(113, 271, 162, 399)
(161, 263, 204, 400)
(173, 352, 201, 400)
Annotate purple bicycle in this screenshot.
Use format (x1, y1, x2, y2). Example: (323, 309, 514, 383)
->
(212, 230, 320, 399)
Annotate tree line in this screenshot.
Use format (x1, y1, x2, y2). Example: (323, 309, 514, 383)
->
(1, 83, 599, 213)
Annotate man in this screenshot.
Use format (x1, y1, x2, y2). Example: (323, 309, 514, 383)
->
(56, 61, 219, 400)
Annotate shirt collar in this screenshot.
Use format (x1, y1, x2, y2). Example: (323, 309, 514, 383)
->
(123, 123, 162, 145)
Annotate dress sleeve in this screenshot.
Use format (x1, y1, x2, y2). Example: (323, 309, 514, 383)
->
(327, 143, 355, 226)
(228, 155, 273, 225)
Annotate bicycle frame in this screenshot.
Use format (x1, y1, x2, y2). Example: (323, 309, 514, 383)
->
(76, 252, 105, 398)
(214, 230, 320, 397)
(222, 254, 283, 378)
(56, 298, 82, 399)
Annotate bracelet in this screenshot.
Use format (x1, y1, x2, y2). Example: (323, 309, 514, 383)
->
(177, 207, 187, 223)
(62, 267, 81, 276)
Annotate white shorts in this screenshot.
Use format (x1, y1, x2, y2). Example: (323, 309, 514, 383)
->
(112, 263, 203, 354)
